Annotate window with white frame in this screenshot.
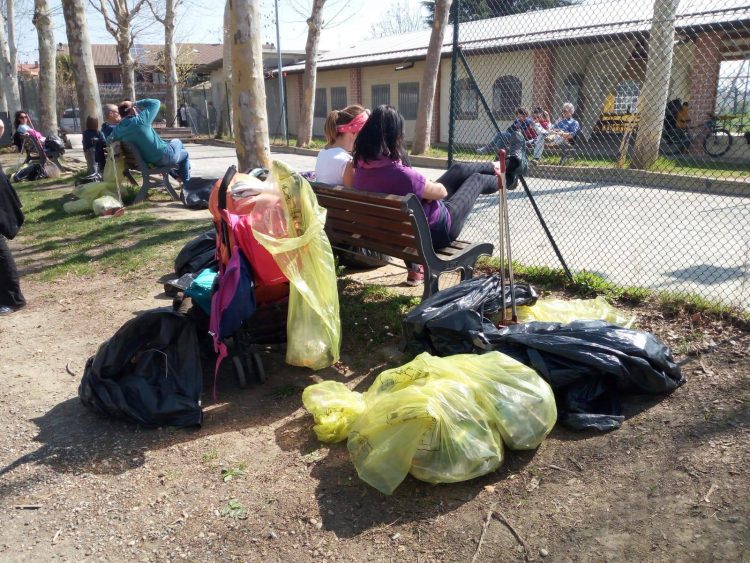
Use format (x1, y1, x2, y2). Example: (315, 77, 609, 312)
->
(492, 75, 522, 120)
(372, 84, 390, 107)
(330, 86, 347, 110)
(456, 78, 478, 120)
(314, 88, 327, 118)
(398, 82, 419, 120)
(614, 80, 640, 114)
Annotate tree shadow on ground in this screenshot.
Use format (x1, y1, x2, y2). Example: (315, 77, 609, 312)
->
(0, 354, 327, 496)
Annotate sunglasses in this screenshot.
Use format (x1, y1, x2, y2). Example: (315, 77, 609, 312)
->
(19, 115, 28, 119)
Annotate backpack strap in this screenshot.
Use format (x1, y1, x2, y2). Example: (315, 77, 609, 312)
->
(218, 165, 237, 257)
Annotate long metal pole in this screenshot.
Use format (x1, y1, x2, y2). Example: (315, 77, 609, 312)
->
(518, 176, 574, 282)
(274, 0, 288, 145)
(447, 0, 460, 167)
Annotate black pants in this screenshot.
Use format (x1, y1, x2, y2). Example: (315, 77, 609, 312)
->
(436, 163, 497, 243)
(0, 236, 25, 309)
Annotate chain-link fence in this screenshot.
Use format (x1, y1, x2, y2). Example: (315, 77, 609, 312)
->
(449, 0, 750, 310)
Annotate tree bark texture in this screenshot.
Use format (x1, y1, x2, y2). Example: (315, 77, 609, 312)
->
(214, 0, 233, 138)
(116, 39, 137, 102)
(33, 0, 58, 136)
(61, 0, 102, 124)
(630, 0, 679, 170)
(296, 0, 325, 148)
(229, 0, 269, 170)
(412, 0, 451, 155)
(7, 0, 17, 77)
(0, 10, 21, 114)
(164, 0, 178, 122)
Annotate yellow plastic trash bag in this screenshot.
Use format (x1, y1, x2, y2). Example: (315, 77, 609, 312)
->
(64, 156, 128, 215)
(302, 381, 366, 443)
(303, 352, 557, 494)
(517, 296, 634, 327)
(250, 160, 340, 370)
(92, 195, 124, 216)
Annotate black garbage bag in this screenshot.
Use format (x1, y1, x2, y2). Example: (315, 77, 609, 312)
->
(483, 320, 686, 431)
(335, 244, 389, 269)
(401, 274, 538, 355)
(180, 177, 216, 209)
(78, 309, 203, 428)
(174, 229, 217, 277)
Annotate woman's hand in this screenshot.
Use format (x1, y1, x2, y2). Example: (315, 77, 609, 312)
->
(422, 180, 447, 200)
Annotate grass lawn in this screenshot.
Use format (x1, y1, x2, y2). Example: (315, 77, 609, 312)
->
(13, 175, 210, 282)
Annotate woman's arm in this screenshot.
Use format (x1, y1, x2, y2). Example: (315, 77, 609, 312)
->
(422, 180, 447, 200)
(342, 161, 354, 187)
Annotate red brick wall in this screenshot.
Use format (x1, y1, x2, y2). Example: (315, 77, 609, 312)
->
(532, 48, 555, 112)
(349, 68, 362, 105)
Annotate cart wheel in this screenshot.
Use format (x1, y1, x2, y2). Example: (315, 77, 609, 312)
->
(232, 356, 249, 389)
(251, 353, 267, 384)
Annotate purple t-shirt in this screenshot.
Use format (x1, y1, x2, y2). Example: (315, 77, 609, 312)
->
(353, 156, 446, 230)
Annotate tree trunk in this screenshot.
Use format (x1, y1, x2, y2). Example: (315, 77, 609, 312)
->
(296, 0, 325, 148)
(7, 0, 20, 110)
(33, 0, 58, 136)
(214, 0, 233, 138)
(0, 11, 21, 114)
(61, 0, 102, 124)
(630, 0, 679, 170)
(117, 34, 136, 102)
(229, 0, 270, 170)
(412, 0, 451, 155)
(164, 0, 178, 123)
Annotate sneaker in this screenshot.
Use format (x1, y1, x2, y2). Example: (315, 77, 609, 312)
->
(406, 266, 424, 287)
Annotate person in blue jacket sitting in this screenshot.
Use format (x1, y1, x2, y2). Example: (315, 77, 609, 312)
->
(107, 98, 191, 182)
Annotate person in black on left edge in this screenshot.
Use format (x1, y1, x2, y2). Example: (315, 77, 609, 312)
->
(0, 117, 27, 315)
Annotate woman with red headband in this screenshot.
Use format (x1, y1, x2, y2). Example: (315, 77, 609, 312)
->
(314, 105, 369, 185)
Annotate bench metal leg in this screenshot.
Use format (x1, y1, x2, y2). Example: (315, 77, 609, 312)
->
(133, 181, 151, 204)
(160, 172, 180, 201)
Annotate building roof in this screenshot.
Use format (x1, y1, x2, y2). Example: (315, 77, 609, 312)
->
(281, 0, 750, 73)
(17, 62, 41, 77)
(60, 43, 225, 68)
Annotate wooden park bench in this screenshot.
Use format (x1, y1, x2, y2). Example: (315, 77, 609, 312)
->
(311, 184, 494, 301)
(152, 125, 195, 141)
(115, 141, 180, 204)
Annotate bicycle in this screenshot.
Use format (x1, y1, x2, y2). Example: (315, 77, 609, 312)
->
(662, 114, 733, 157)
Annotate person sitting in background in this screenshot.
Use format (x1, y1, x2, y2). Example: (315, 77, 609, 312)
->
(12, 111, 45, 152)
(107, 98, 191, 183)
(530, 107, 552, 162)
(314, 105, 369, 185)
(82, 116, 107, 174)
(477, 107, 534, 154)
(347, 105, 497, 286)
(101, 104, 121, 138)
(545, 102, 580, 147)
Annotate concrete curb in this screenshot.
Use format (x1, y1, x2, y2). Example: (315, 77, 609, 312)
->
(194, 139, 748, 197)
(525, 165, 749, 197)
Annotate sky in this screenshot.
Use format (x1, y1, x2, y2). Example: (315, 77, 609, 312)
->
(14, 0, 404, 65)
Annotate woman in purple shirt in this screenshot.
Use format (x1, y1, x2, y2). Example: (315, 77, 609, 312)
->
(347, 105, 495, 285)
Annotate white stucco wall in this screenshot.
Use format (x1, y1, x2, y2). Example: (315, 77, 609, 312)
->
(360, 60, 428, 141)
(438, 49, 535, 145)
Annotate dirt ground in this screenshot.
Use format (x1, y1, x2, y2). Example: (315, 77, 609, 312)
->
(1, 186, 748, 562)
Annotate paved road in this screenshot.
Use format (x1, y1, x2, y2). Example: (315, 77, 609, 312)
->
(70, 138, 750, 310)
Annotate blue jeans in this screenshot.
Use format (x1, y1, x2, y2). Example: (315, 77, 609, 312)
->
(160, 139, 191, 181)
